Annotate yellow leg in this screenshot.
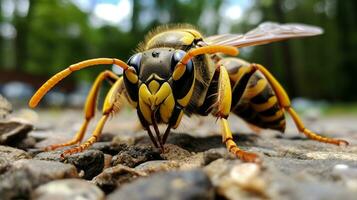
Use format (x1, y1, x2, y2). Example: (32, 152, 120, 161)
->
(44, 70, 119, 151)
(61, 77, 125, 158)
(215, 65, 260, 162)
(252, 63, 348, 146)
(221, 118, 260, 163)
(29, 58, 129, 108)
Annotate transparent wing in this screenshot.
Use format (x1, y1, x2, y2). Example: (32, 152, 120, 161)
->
(204, 22, 323, 48)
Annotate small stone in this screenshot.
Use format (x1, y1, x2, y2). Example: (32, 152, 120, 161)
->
(90, 142, 128, 155)
(104, 154, 113, 169)
(0, 94, 12, 118)
(0, 145, 30, 174)
(0, 120, 33, 145)
(0, 159, 78, 199)
(34, 150, 63, 162)
(0, 145, 31, 161)
(107, 169, 214, 200)
(160, 144, 192, 160)
(66, 150, 104, 180)
(230, 163, 261, 186)
(204, 158, 267, 199)
(135, 160, 180, 174)
(112, 145, 161, 167)
(11, 159, 78, 180)
(32, 179, 105, 200)
(92, 164, 147, 193)
(203, 148, 227, 165)
(35, 150, 105, 180)
(16, 136, 37, 150)
(112, 134, 136, 146)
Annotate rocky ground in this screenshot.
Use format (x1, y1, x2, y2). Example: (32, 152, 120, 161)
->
(1, 96, 357, 200)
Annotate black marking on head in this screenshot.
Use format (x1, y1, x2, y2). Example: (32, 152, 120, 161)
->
(139, 48, 174, 82)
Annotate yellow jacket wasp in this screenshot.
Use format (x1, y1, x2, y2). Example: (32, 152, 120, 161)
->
(29, 22, 348, 163)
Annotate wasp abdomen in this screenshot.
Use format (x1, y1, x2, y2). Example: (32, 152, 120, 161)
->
(222, 58, 286, 132)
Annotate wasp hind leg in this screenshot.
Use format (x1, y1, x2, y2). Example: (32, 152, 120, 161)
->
(44, 70, 119, 151)
(251, 63, 348, 146)
(61, 77, 126, 158)
(209, 64, 260, 163)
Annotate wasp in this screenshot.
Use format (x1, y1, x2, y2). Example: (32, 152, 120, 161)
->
(29, 22, 348, 162)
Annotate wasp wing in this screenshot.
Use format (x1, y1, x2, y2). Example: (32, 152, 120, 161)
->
(204, 22, 323, 48)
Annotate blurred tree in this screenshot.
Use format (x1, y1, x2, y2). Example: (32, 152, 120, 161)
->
(1, 0, 356, 101)
(13, 0, 36, 70)
(337, 0, 357, 101)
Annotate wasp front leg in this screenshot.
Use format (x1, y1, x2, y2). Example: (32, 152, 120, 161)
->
(61, 77, 126, 158)
(44, 70, 119, 151)
(210, 64, 261, 163)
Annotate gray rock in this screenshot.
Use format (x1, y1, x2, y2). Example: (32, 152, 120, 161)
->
(107, 169, 214, 200)
(0, 94, 12, 118)
(32, 179, 105, 200)
(92, 164, 147, 193)
(0, 145, 31, 161)
(90, 141, 128, 155)
(112, 145, 162, 167)
(66, 150, 104, 180)
(160, 144, 192, 160)
(0, 120, 33, 145)
(35, 150, 104, 180)
(135, 160, 180, 174)
(0, 145, 30, 174)
(204, 158, 267, 199)
(0, 159, 78, 199)
(34, 150, 63, 162)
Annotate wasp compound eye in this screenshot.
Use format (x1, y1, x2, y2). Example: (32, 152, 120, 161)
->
(171, 50, 186, 71)
(124, 53, 142, 103)
(127, 53, 142, 73)
(171, 50, 194, 105)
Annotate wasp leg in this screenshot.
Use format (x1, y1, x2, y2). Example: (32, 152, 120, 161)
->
(251, 63, 348, 146)
(214, 65, 260, 163)
(29, 58, 129, 108)
(61, 77, 125, 158)
(44, 70, 119, 151)
(145, 126, 159, 148)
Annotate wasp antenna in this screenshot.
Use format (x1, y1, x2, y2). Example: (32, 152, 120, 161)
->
(173, 46, 239, 81)
(180, 45, 239, 65)
(29, 58, 129, 108)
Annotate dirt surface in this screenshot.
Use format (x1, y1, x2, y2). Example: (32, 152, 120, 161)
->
(1, 108, 357, 200)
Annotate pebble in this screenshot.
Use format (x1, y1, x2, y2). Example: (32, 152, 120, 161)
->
(107, 169, 214, 200)
(0, 145, 31, 161)
(0, 120, 33, 145)
(0, 146, 30, 174)
(0, 159, 78, 199)
(92, 164, 147, 193)
(66, 150, 104, 180)
(111, 145, 161, 167)
(90, 142, 128, 155)
(135, 160, 180, 174)
(204, 158, 267, 199)
(32, 179, 105, 200)
(35, 150, 104, 180)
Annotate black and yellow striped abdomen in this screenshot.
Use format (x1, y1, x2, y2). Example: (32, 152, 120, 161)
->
(219, 58, 286, 132)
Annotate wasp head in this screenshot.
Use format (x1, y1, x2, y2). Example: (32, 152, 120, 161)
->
(123, 48, 194, 127)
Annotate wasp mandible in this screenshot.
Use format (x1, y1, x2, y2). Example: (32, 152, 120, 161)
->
(29, 22, 348, 163)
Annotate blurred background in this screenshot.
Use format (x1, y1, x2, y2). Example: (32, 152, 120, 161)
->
(0, 0, 356, 115)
